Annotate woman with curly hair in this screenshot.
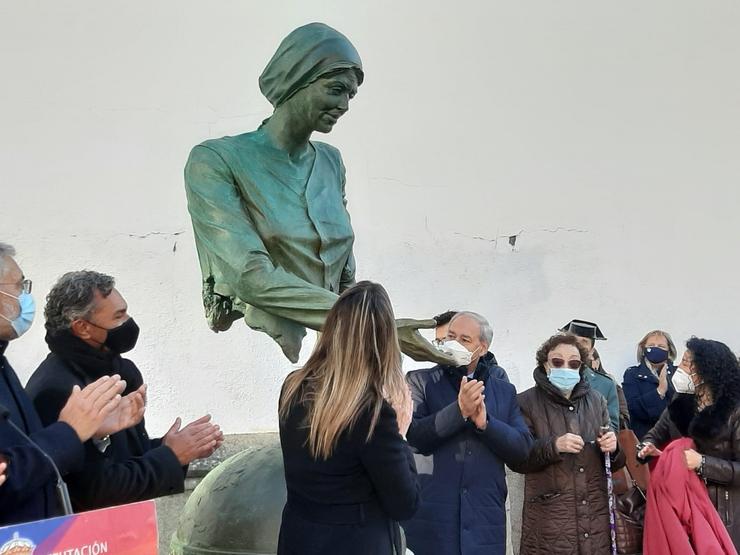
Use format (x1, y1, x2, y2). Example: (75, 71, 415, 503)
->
(510, 333, 624, 555)
(639, 337, 740, 548)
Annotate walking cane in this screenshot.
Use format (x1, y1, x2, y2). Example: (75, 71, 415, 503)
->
(600, 426, 618, 555)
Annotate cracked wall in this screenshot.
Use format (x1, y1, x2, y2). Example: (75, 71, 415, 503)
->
(1, 1, 739, 436)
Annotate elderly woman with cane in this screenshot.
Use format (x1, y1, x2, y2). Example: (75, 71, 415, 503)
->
(510, 333, 625, 555)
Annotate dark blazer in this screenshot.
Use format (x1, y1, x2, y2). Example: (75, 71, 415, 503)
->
(622, 361, 676, 439)
(403, 362, 532, 555)
(0, 341, 84, 525)
(25, 352, 186, 511)
(278, 392, 419, 555)
(480, 351, 510, 383)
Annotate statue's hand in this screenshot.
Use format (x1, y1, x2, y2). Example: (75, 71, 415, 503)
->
(396, 318, 456, 365)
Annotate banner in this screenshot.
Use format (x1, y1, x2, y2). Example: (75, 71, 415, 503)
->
(0, 501, 158, 555)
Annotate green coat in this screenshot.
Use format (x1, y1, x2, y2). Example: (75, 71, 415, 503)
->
(584, 367, 619, 431)
(184, 128, 356, 362)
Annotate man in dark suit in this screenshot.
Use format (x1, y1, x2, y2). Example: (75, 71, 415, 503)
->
(26, 270, 224, 511)
(404, 311, 532, 555)
(0, 242, 126, 525)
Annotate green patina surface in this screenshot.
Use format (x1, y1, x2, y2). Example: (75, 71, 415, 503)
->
(184, 22, 450, 365)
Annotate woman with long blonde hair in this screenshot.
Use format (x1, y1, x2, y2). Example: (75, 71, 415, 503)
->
(277, 281, 418, 555)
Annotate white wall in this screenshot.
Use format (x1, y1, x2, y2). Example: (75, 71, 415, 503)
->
(1, 1, 738, 435)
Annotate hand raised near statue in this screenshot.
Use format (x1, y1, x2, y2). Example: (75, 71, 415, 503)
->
(396, 318, 457, 365)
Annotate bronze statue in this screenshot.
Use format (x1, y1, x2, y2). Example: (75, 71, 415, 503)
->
(185, 22, 450, 365)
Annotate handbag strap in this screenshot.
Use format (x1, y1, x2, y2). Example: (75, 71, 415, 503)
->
(618, 429, 650, 491)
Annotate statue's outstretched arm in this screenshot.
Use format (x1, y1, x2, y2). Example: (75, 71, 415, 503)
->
(397, 318, 456, 365)
(185, 145, 455, 365)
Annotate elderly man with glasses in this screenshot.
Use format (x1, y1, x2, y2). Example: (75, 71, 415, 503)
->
(403, 311, 532, 555)
(0, 242, 126, 525)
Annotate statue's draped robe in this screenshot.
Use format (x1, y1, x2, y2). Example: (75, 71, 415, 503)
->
(184, 128, 356, 362)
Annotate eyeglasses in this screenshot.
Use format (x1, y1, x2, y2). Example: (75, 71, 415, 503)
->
(550, 358, 582, 370)
(0, 279, 32, 294)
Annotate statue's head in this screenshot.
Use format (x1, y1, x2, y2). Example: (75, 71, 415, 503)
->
(259, 23, 363, 133)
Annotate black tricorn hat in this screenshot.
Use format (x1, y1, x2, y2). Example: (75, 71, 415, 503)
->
(559, 319, 607, 341)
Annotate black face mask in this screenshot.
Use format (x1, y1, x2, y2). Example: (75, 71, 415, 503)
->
(88, 317, 140, 354)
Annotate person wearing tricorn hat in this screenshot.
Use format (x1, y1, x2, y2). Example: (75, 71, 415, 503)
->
(592, 348, 631, 430)
(560, 319, 620, 431)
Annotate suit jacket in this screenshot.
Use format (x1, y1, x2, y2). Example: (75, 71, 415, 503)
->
(278, 391, 419, 555)
(0, 340, 83, 525)
(25, 350, 185, 511)
(403, 362, 532, 555)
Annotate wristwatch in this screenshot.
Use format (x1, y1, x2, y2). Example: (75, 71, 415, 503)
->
(696, 455, 706, 476)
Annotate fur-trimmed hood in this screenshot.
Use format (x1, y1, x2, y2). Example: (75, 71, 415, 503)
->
(668, 392, 740, 441)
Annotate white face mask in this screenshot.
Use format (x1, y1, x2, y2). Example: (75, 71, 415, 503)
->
(436, 339, 480, 367)
(671, 367, 696, 394)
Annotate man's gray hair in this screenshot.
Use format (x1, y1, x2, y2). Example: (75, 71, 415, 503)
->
(45, 271, 116, 335)
(0, 243, 17, 277)
(450, 311, 494, 345)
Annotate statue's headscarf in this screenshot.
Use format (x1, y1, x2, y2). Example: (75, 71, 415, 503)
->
(259, 22, 364, 108)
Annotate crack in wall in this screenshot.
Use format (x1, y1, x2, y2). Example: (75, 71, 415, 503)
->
(539, 227, 589, 233)
(127, 231, 186, 239)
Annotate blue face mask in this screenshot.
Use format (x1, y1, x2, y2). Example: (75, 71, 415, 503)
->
(644, 346, 669, 364)
(0, 291, 36, 337)
(548, 367, 581, 391)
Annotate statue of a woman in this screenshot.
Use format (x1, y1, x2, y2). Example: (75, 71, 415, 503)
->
(185, 22, 449, 365)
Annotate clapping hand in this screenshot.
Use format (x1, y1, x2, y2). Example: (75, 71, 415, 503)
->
(391, 385, 414, 438)
(471, 399, 487, 430)
(459, 377, 488, 430)
(163, 414, 224, 465)
(0, 457, 7, 488)
(58, 375, 125, 442)
(95, 384, 147, 438)
(657, 366, 669, 398)
(458, 377, 485, 419)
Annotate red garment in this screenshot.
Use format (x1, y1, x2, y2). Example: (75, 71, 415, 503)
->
(644, 437, 737, 555)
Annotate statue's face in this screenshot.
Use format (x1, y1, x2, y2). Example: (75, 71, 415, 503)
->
(290, 69, 359, 134)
